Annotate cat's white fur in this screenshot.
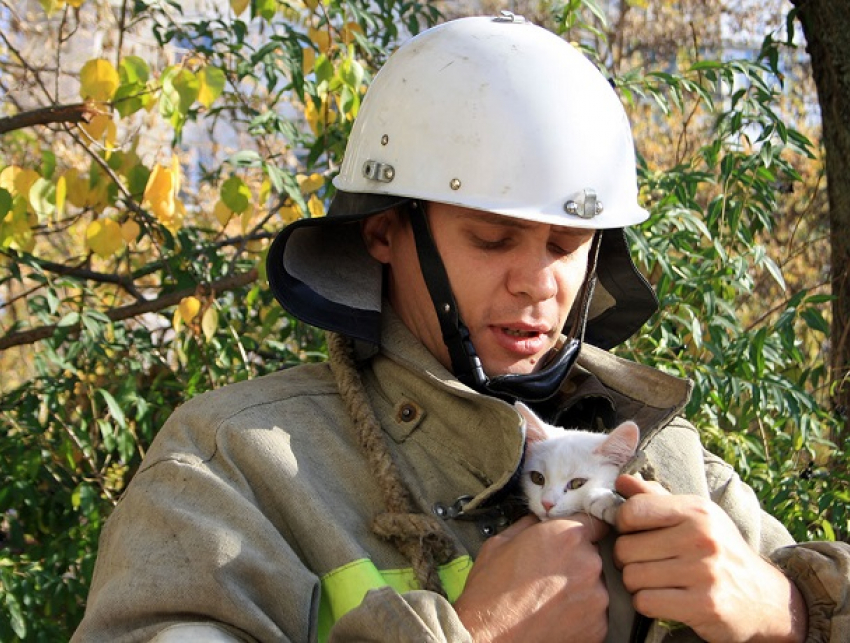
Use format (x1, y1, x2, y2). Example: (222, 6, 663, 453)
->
(517, 402, 640, 525)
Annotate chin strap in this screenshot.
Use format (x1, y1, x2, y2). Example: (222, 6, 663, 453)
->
(407, 202, 603, 403)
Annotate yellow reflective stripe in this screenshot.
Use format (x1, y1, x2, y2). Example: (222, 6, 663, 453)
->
(316, 556, 473, 642)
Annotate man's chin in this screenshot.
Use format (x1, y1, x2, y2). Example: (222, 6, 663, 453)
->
(481, 357, 544, 378)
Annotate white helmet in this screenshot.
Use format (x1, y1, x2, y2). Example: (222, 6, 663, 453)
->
(334, 13, 647, 229)
(268, 15, 656, 399)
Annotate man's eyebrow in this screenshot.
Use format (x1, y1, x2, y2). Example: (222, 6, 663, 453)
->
(460, 211, 591, 236)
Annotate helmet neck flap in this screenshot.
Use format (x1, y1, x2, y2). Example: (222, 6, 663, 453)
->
(407, 201, 603, 403)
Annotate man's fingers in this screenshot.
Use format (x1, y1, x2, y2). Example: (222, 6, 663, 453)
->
(616, 492, 699, 535)
(620, 557, 688, 592)
(615, 473, 669, 498)
(497, 514, 539, 539)
(565, 513, 610, 543)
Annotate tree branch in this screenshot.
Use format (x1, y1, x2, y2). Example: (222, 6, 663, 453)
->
(0, 103, 96, 135)
(0, 268, 259, 351)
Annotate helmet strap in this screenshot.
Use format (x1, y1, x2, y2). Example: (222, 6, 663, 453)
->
(407, 202, 603, 403)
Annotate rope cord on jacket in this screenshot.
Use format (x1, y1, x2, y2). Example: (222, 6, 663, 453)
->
(326, 331, 457, 596)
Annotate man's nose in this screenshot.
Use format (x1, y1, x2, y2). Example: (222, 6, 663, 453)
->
(507, 257, 558, 301)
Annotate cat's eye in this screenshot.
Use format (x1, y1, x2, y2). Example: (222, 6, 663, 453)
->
(566, 478, 587, 490)
(529, 471, 545, 486)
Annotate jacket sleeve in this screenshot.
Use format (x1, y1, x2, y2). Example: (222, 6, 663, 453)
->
(71, 429, 322, 642)
(771, 542, 850, 643)
(329, 588, 472, 643)
(704, 446, 850, 643)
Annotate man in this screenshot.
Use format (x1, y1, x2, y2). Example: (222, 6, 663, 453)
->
(73, 15, 850, 643)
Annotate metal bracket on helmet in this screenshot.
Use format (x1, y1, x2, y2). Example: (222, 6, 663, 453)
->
(362, 160, 395, 183)
(564, 188, 604, 219)
(493, 11, 527, 24)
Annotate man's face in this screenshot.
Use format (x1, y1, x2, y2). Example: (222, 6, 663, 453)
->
(362, 202, 595, 376)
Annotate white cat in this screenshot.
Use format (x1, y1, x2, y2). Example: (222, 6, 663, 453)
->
(517, 402, 640, 525)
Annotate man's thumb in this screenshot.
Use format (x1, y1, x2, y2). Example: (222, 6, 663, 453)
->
(615, 473, 669, 499)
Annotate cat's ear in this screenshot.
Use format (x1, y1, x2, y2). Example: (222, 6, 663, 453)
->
(594, 421, 640, 467)
(515, 402, 555, 445)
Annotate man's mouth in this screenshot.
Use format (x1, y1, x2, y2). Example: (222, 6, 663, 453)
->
(503, 327, 542, 338)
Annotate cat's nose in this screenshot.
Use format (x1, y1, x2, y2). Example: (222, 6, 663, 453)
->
(542, 500, 555, 514)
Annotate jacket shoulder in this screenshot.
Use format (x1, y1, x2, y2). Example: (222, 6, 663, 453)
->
(141, 362, 340, 466)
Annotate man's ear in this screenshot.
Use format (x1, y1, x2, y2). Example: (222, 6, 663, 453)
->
(361, 210, 396, 263)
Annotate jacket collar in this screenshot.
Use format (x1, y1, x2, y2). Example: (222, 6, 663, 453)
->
(369, 306, 692, 514)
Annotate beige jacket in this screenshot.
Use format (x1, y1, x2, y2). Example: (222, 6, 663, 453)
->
(73, 311, 850, 642)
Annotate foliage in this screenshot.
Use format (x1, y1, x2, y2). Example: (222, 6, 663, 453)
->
(0, 0, 844, 640)
(0, 0, 438, 639)
(605, 22, 846, 541)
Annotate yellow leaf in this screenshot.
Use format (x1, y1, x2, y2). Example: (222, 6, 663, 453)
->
(121, 219, 140, 243)
(143, 162, 184, 230)
(341, 22, 363, 46)
(304, 0, 319, 9)
(240, 204, 255, 233)
(307, 194, 325, 218)
(259, 178, 271, 206)
(39, 0, 60, 14)
(171, 155, 182, 193)
(86, 219, 124, 258)
(170, 199, 187, 232)
(1, 198, 35, 252)
(104, 118, 118, 155)
(201, 306, 218, 341)
(304, 100, 320, 135)
(144, 164, 174, 219)
(308, 27, 331, 53)
(63, 169, 97, 209)
(80, 112, 117, 154)
(0, 166, 16, 193)
(0, 166, 40, 199)
(297, 172, 324, 194)
(55, 175, 66, 216)
(302, 47, 316, 76)
(178, 296, 201, 324)
(66, 0, 85, 6)
(245, 239, 265, 253)
(213, 199, 233, 226)
(80, 59, 120, 102)
(172, 307, 184, 333)
(197, 66, 226, 109)
(279, 202, 303, 224)
(230, 0, 249, 15)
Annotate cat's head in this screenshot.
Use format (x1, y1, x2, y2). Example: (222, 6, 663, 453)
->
(516, 402, 640, 520)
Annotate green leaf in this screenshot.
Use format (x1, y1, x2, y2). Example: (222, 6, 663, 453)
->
(171, 69, 200, 114)
(97, 389, 127, 428)
(113, 82, 146, 118)
(229, 150, 263, 167)
(120, 55, 150, 84)
(221, 175, 252, 213)
(29, 177, 57, 220)
(57, 312, 81, 328)
(5, 591, 26, 638)
(0, 187, 12, 217)
(252, 0, 276, 21)
(761, 256, 786, 291)
(821, 519, 836, 542)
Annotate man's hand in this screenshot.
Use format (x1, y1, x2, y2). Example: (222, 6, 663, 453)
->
(614, 474, 807, 643)
(455, 514, 610, 643)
